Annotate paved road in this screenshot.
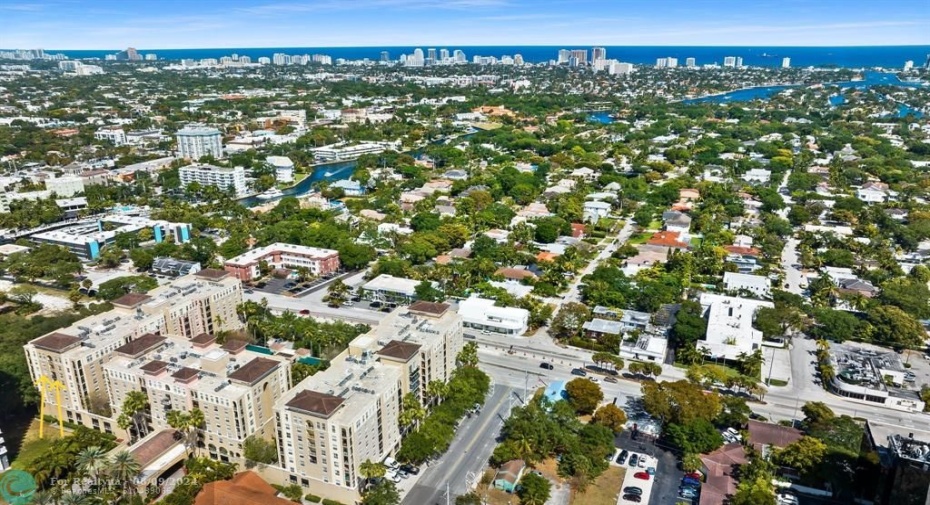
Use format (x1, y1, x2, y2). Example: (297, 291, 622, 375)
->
(402, 385, 517, 505)
(476, 343, 930, 431)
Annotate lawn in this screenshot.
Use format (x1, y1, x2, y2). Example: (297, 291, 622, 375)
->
(10, 418, 67, 470)
(571, 465, 626, 505)
(627, 232, 653, 245)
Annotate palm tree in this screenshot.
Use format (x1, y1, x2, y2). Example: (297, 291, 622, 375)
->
(425, 380, 449, 407)
(76, 446, 110, 487)
(358, 459, 386, 490)
(820, 364, 836, 386)
(109, 450, 142, 503)
(815, 339, 830, 353)
(117, 391, 150, 442)
(59, 492, 88, 505)
(399, 392, 426, 434)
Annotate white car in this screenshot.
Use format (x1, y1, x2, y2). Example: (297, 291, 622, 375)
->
(387, 472, 402, 483)
(638, 456, 647, 468)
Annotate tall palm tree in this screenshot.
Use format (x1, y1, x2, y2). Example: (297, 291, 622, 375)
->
(76, 446, 110, 488)
(109, 451, 142, 503)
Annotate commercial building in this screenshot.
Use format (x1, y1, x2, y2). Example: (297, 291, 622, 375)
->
(94, 126, 127, 146)
(826, 344, 925, 412)
(360, 274, 422, 303)
(274, 302, 463, 503)
(176, 126, 223, 160)
(45, 175, 85, 197)
(266, 156, 295, 183)
(104, 331, 289, 460)
(866, 420, 930, 505)
(781, 57, 791, 68)
(592, 47, 606, 61)
(223, 243, 340, 282)
(457, 296, 529, 336)
(30, 214, 192, 260)
(696, 293, 773, 361)
(179, 164, 247, 197)
(23, 270, 243, 436)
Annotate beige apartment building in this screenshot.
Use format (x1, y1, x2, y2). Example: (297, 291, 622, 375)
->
(23, 269, 243, 436)
(104, 332, 289, 460)
(274, 301, 463, 501)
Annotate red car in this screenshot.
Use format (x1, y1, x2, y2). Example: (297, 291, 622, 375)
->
(685, 472, 702, 480)
(633, 472, 650, 480)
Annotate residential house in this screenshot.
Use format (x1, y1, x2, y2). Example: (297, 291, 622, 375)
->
(742, 168, 771, 184)
(493, 459, 526, 493)
(857, 182, 890, 203)
(746, 420, 802, 456)
(330, 179, 364, 196)
(699, 443, 748, 505)
(647, 231, 689, 249)
(583, 200, 612, 223)
(570, 166, 597, 181)
(570, 223, 587, 239)
(662, 211, 692, 237)
(495, 267, 538, 282)
(723, 272, 771, 298)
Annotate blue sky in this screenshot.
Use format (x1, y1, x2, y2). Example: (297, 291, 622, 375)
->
(2, 0, 929, 49)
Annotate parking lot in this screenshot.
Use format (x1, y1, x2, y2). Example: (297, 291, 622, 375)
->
(613, 430, 685, 505)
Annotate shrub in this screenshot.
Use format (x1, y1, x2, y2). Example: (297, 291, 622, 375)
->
(305, 494, 322, 503)
(322, 499, 346, 505)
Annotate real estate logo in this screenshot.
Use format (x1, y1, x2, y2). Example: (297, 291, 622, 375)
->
(0, 469, 36, 505)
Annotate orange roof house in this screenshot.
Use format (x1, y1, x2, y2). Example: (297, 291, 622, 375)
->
(646, 231, 689, 249)
(194, 471, 293, 505)
(536, 252, 559, 262)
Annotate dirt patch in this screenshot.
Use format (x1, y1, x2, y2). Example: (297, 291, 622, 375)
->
(570, 465, 626, 505)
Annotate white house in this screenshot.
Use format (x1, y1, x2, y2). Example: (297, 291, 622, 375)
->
(856, 182, 889, 203)
(583, 200, 612, 223)
(266, 155, 295, 183)
(697, 293, 773, 361)
(742, 168, 771, 184)
(458, 297, 529, 336)
(662, 211, 692, 236)
(723, 272, 771, 298)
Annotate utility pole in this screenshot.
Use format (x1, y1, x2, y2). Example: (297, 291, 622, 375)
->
(446, 481, 450, 505)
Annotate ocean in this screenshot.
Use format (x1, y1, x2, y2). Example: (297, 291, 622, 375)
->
(47, 46, 930, 68)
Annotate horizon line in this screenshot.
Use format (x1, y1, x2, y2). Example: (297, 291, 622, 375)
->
(16, 43, 930, 52)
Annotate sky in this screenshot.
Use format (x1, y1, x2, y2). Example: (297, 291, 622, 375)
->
(1, 0, 929, 50)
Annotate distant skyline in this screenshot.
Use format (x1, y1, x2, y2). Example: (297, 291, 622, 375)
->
(2, 0, 929, 50)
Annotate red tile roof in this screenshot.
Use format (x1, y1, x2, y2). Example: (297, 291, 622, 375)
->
(536, 252, 559, 262)
(646, 231, 689, 249)
(724, 245, 761, 256)
(746, 420, 803, 451)
(194, 471, 294, 505)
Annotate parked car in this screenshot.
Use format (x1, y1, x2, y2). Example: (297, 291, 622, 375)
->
(604, 375, 618, 383)
(370, 301, 382, 308)
(629, 454, 639, 467)
(400, 464, 420, 475)
(616, 450, 629, 465)
(684, 471, 702, 480)
(646, 466, 656, 475)
(570, 368, 587, 377)
(622, 486, 642, 495)
(637, 456, 647, 468)
(622, 495, 642, 503)
(299, 309, 310, 315)
(633, 472, 650, 480)
(540, 362, 554, 370)
(682, 477, 701, 487)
